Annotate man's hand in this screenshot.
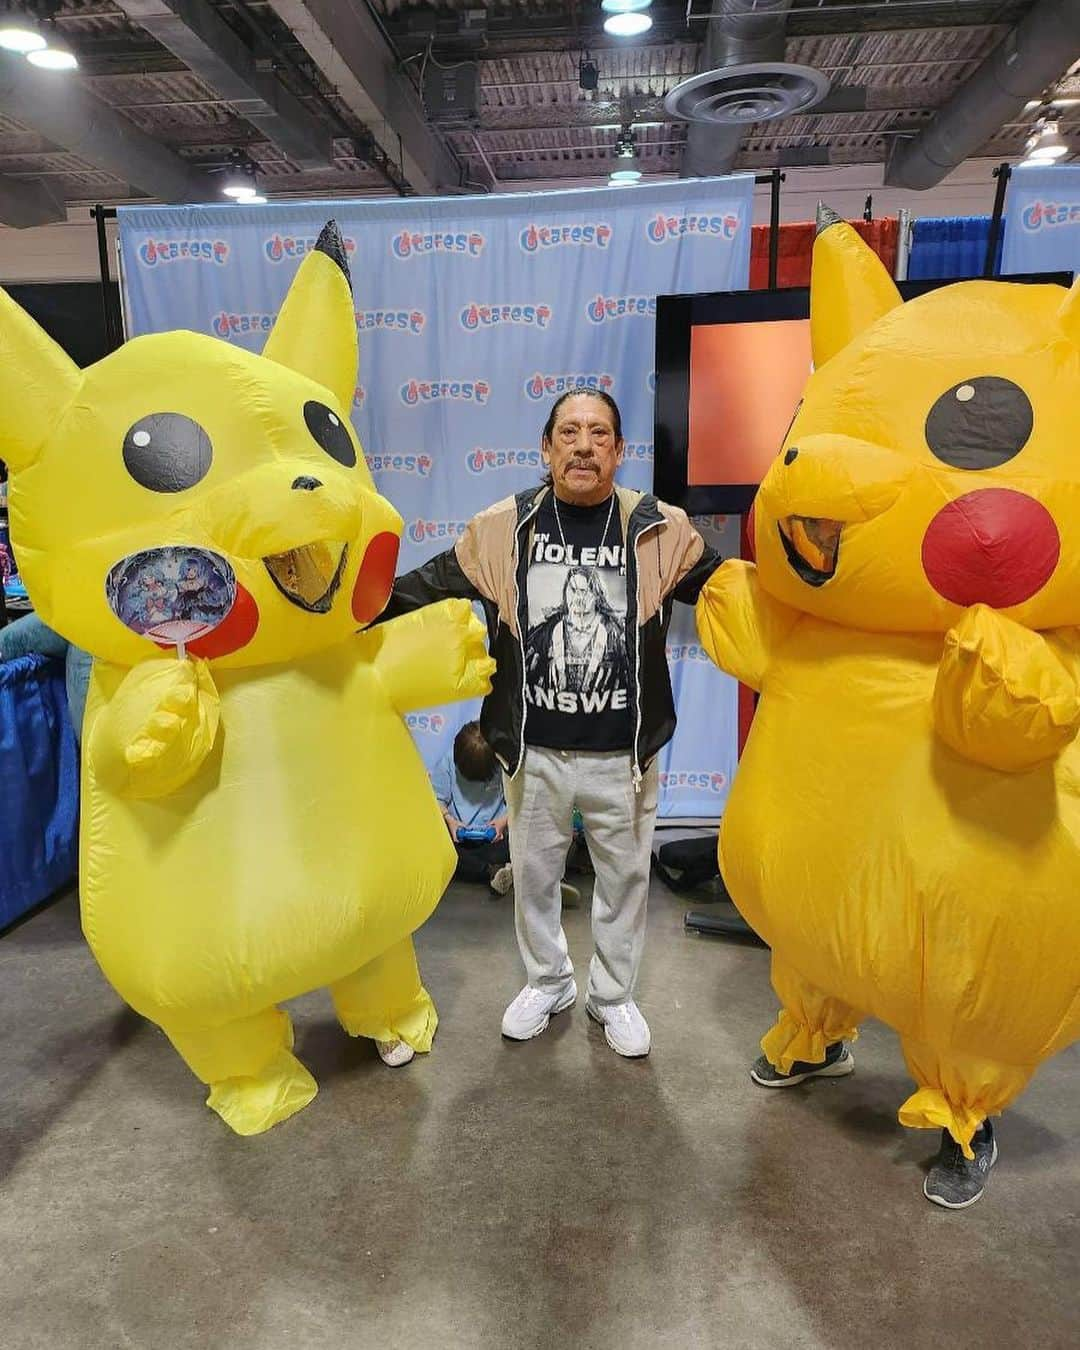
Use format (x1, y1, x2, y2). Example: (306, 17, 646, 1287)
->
(443, 812, 466, 841)
(491, 815, 509, 842)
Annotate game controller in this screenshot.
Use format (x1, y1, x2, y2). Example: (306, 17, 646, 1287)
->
(457, 826, 497, 842)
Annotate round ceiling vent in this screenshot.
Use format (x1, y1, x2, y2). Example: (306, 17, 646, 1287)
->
(664, 62, 830, 126)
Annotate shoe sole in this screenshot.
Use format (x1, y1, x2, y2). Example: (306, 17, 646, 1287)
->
(924, 1139, 998, 1210)
(750, 1052, 855, 1088)
(501, 985, 577, 1041)
(585, 1001, 651, 1058)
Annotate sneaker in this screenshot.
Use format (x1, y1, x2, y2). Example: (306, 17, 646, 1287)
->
(375, 1039, 415, 1067)
(585, 997, 651, 1057)
(750, 1040, 854, 1087)
(501, 980, 577, 1041)
(489, 864, 513, 896)
(924, 1120, 997, 1210)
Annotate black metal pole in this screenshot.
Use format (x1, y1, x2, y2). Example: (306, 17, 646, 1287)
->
(984, 163, 1011, 279)
(91, 206, 113, 348)
(768, 168, 782, 290)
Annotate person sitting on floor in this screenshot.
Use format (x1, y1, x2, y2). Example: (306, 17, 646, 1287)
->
(432, 720, 514, 895)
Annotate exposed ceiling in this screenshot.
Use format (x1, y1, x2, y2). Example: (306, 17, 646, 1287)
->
(0, 0, 1077, 222)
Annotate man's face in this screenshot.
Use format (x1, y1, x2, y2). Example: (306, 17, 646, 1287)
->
(542, 394, 624, 506)
(566, 572, 597, 627)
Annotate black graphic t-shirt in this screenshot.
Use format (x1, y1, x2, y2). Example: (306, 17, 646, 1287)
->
(524, 493, 632, 751)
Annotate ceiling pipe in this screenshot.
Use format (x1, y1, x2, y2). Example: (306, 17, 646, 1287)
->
(885, 0, 1080, 189)
(681, 0, 794, 178)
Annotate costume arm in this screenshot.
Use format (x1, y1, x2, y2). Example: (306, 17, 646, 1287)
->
(695, 560, 800, 693)
(357, 598, 495, 715)
(87, 657, 220, 798)
(932, 604, 1080, 772)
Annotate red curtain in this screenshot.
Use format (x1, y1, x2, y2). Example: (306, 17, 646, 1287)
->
(748, 217, 898, 289)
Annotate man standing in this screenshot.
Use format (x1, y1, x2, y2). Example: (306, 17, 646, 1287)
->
(381, 391, 723, 1056)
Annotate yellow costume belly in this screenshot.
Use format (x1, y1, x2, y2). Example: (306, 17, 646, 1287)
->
(721, 620, 1080, 1146)
(80, 643, 454, 1025)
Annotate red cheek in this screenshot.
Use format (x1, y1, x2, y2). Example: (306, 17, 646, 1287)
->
(352, 531, 401, 625)
(922, 489, 1059, 609)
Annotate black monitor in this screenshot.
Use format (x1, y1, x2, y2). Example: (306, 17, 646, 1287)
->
(654, 272, 1074, 517)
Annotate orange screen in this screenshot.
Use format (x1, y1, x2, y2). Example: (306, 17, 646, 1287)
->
(688, 319, 812, 486)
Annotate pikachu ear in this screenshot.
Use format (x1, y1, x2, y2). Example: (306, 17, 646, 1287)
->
(263, 220, 357, 412)
(810, 204, 903, 368)
(1059, 274, 1080, 348)
(0, 285, 81, 472)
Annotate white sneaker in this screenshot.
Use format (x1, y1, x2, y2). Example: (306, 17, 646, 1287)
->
(585, 998, 651, 1057)
(489, 864, 513, 896)
(375, 1039, 415, 1067)
(501, 980, 577, 1040)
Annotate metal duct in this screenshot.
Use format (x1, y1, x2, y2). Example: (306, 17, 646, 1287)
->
(0, 51, 211, 204)
(681, 0, 794, 178)
(885, 0, 1080, 190)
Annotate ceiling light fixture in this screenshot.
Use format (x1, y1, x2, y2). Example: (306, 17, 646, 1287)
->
(604, 11, 652, 36)
(601, 0, 652, 11)
(609, 168, 642, 183)
(614, 125, 638, 160)
(26, 31, 78, 70)
(0, 6, 45, 53)
(1023, 119, 1069, 162)
(222, 154, 258, 199)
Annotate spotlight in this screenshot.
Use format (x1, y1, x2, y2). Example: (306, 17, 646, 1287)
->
(604, 11, 652, 36)
(26, 34, 78, 70)
(0, 6, 45, 53)
(1025, 119, 1068, 161)
(579, 57, 599, 92)
(244, 195, 268, 204)
(614, 126, 638, 159)
(222, 155, 258, 199)
(609, 168, 642, 184)
(601, 0, 652, 11)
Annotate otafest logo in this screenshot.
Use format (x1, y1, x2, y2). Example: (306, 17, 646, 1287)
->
(666, 643, 712, 664)
(586, 294, 657, 323)
(392, 229, 486, 259)
(519, 222, 613, 253)
(264, 233, 357, 263)
(408, 519, 469, 544)
(460, 302, 552, 331)
(659, 770, 728, 793)
(405, 712, 447, 736)
(138, 238, 229, 267)
(467, 448, 543, 475)
(400, 378, 491, 406)
(622, 442, 653, 463)
(1020, 200, 1080, 231)
(366, 453, 433, 478)
(525, 372, 614, 401)
(355, 308, 427, 335)
(646, 212, 740, 244)
(212, 311, 277, 338)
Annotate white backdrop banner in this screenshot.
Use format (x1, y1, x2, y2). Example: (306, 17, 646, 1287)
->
(117, 179, 751, 816)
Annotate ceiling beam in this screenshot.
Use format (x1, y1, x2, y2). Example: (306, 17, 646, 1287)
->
(0, 50, 213, 203)
(0, 175, 66, 228)
(112, 0, 334, 169)
(266, 0, 462, 193)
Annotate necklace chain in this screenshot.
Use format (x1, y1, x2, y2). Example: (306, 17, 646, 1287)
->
(552, 491, 616, 556)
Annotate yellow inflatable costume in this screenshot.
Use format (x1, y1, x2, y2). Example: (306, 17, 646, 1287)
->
(697, 211, 1080, 1158)
(0, 222, 493, 1135)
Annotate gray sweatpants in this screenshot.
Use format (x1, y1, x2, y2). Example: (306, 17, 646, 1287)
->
(504, 747, 659, 1006)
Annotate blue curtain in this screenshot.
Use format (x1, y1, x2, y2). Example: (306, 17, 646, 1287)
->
(0, 654, 79, 927)
(908, 216, 1000, 280)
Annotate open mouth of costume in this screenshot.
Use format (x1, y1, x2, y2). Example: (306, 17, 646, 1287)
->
(778, 516, 842, 587)
(263, 542, 348, 613)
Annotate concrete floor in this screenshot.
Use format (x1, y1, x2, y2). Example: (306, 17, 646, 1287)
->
(0, 882, 1076, 1350)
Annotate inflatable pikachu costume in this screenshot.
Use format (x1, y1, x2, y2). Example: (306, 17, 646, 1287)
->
(697, 210, 1080, 1164)
(0, 222, 493, 1135)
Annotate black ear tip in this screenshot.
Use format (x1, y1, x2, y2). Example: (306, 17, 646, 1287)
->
(815, 202, 845, 237)
(315, 220, 351, 288)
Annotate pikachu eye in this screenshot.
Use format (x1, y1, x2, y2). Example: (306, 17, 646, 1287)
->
(304, 401, 356, 467)
(123, 413, 212, 493)
(925, 378, 1033, 471)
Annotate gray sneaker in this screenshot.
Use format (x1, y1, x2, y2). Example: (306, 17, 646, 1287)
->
(585, 997, 651, 1057)
(501, 980, 577, 1040)
(750, 1040, 854, 1087)
(924, 1120, 997, 1210)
